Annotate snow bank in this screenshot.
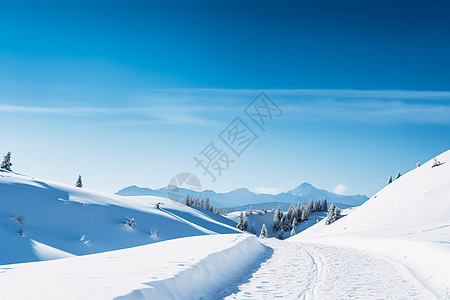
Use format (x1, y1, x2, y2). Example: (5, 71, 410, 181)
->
(0, 234, 269, 300)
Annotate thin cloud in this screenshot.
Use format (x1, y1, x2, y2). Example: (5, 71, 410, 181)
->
(1, 88, 449, 124)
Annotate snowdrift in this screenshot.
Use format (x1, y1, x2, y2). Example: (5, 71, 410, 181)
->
(0, 171, 240, 265)
(293, 150, 450, 298)
(0, 234, 269, 300)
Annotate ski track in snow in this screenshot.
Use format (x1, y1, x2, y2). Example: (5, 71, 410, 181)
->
(226, 239, 437, 299)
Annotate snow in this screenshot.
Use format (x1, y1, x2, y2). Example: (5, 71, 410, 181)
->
(0, 234, 269, 300)
(1, 150, 449, 299)
(292, 150, 450, 299)
(0, 170, 240, 265)
(227, 238, 436, 299)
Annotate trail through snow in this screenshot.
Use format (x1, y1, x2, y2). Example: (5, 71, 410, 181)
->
(226, 239, 437, 299)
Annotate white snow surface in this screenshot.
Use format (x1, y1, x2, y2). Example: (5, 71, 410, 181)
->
(227, 238, 436, 299)
(0, 170, 240, 265)
(292, 150, 450, 299)
(0, 234, 268, 300)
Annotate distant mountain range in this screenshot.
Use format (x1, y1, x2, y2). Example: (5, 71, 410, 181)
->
(116, 182, 369, 208)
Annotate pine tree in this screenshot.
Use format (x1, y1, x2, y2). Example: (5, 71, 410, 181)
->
(396, 171, 401, 179)
(1, 152, 12, 171)
(236, 212, 248, 231)
(272, 206, 281, 231)
(290, 219, 297, 236)
(387, 174, 393, 185)
(76, 175, 83, 188)
(260, 223, 268, 238)
(307, 200, 314, 213)
(287, 204, 295, 221)
(322, 198, 328, 212)
(416, 162, 421, 168)
(250, 223, 256, 235)
(185, 196, 191, 206)
(276, 230, 284, 240)
(244, 213, 248, 230)
(325, 203, 341, 225)
(205, 198, 211, 211)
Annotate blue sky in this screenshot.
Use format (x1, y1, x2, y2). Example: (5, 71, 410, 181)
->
(1, 0, 449, 197)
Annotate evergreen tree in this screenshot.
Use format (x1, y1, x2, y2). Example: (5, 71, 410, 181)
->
(325, 203, 341, 225)
(260, 223, 268, 238)
(387, 174, 393, 185)
(250, 223, 256, 235)
(185, 196, 191, 206)
(1, 152, 12, 171)
(416, 162, 421, 168)
(396, 171, 401, 179)
(290, 219, 297, 236)
(272, 206, 281, 231)
(244, 213, 248, 230)
(276, 230, 284, 240)
(321, 198, 328, 212)
(307, 200, 314, 213)
(75, 175, 83, 188)
(287, 204, 295, 221)
(236, 211, 246, 231)
(205, 198, 211, 211)
(301, 205, 310, 221)
(295, 204, 303, 222)
(282, 213, 291, 231)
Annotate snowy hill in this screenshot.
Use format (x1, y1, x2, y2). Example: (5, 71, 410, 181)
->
(116, 182, 368, 208)
(0, 234, 269, 299)
(0, 170, 240, 265)
(292, 150, 450, 298)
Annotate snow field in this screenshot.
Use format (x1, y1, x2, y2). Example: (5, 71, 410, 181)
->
(0, 234, 269, 300)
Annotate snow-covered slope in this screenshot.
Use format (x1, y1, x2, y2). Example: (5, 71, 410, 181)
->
(0, 170, 240, 265)
(292, 150, 450, 298)
(0, 234, 269, 300)
(117, 183, 368, 208)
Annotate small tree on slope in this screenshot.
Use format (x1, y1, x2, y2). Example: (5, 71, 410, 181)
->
(76, 175, 83, 188)
(387, 174, 393, 185)
(325, 203, 341, 225)
(236, 212, 248, 231)
(396, 171, 401, 179)
(1, 152, 12, 171)
(260, 223, 268, 238)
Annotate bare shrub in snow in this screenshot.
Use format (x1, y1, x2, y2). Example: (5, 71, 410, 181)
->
(10, 215, 25, 224)
(124, 217, 136, 227)
(150, 229, 158, 240)
(80, 235, 92, 247)
(432, 158, 442, 168)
